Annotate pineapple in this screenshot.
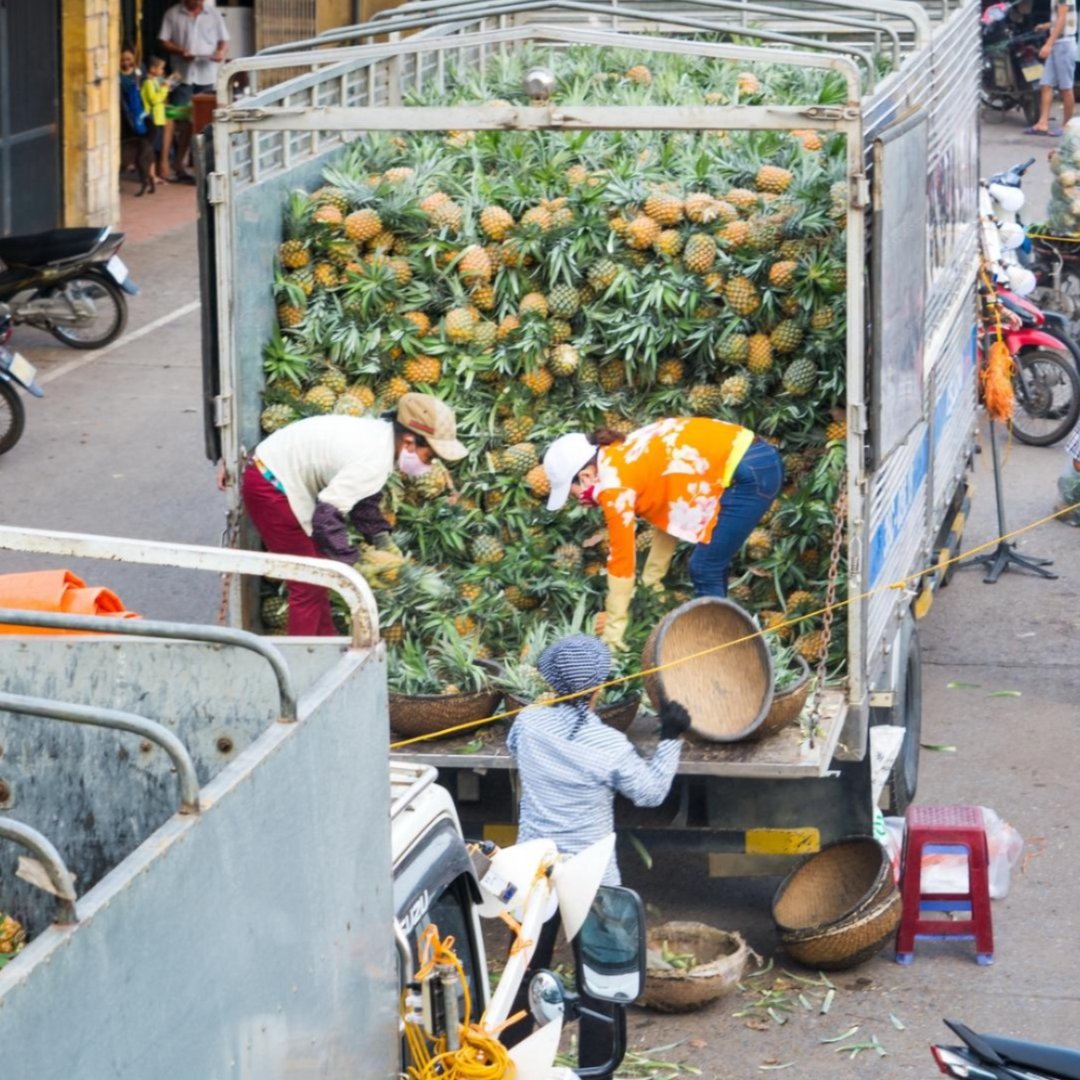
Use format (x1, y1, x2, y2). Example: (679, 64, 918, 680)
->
(346, 384, 376, 410)
(547, 284, 581, 319)
(277, 299, 305, 328)
(344, 208, 382, 243)
(501, 413, 535, 443)
(717, 220, 751, 251)
(444, 307, 477, 343)
(643, 190, 683, 225)
(333, 394, 368, 417)
(313, 261, 340, 289)
(829, 180, 848, 220)
(599, 359, 626, 392)
(746, 528, 772, 559)
(720, 372, 750, 405)
(266, 377, 303, 402)
(657, 357, 686, 386)
(683, 233, 717, 274)
(587, 258, 620, 291)
(703, 271, 726, 296)
(770, 320, 804, 354)
(519, 292, 549, 318)
(725, 187, 759, 212)
(810, 306, 836, 332)
(684, 192, 718, 223)
(472, 534, 505, 565)
(403, 355, 442, 385)
(747, 216, 780, 251)
(383, 165, 414, 184)
(725, 276, 760, 316)
(312, 185, 349, 214)
(520, 206, 553, 231)
(755, 165, 793, 195)
(826, 418, 847, 443)
(687, 384, 724, 414)
(553, 542, 584, 570)
(786, 589, 817, 614)
(549, 318, 573, 344)
(286, 267, 314, 297)
(279, 192, 312, 269)
(368, 230, 396, 253)
(459, 244, 493, 283)
(473, 321, 497, 352)
(303, 385, 337, 413)
(713, 199, 740, 223)
(497, 314, 521, 340)
(520, 366, 555, 396)
(549, 343, 580, 377)
(625, 64, 653, 85)
(760, 610, 793, 644)
(736, 71, 762, 96)
(768, 260, 797, 290)
(782, 357, 817, 396)
(378, 375, 411, 406)
(502, 442, 539, 476)
(565, 163, 590, 186)
(403, 311, 431, 336)
(312, 204, 343, 227)
(525, 464, 551, 498)
(429, 200, 464, 232)
(471, 283, 496, 311)
(653, 229, 683, 258)
(411, 461, 450, 499)
(318, 365, 348, 394)
(746, 334, 773, 375)
(505, 585, 540, 611)
(260, 595, 289, 632)
(261, 403, 298, 432)
(795, 630, 827, 663)
(716, 332, 749, 365)
(626, 214, 661, 250)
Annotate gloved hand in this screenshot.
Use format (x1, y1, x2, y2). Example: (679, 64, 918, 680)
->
(600, 574, 635, 652)
(371, 532, 404, 559)
(641, 529, 678, 590)
(658, 698, 692, 741)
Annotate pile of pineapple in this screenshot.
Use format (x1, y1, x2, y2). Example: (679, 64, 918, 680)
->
(258, 46, 850, 696)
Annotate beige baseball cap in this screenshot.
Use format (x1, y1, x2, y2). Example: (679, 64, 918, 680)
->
(396, 393, 467, 461)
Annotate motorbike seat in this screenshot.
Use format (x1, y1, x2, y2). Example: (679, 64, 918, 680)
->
(0, 228, 109, 267)
(984, 1033, 1080, 1080)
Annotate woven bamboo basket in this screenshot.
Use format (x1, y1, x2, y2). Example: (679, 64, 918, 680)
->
(642, 597, 773, 742)
(777, 885, 902, 970)
(505, 693, 640, 732)
(388, 688, 503, 739)
(772, 837, 893, 934)
(749, 657, 812, 741)
(640, 922, 757, 1012)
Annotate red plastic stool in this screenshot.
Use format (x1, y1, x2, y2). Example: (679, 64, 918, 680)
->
(895, 805, 994, 966)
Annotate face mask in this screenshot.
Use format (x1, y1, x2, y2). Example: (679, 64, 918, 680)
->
(576, 484, 598, 507)
(398, 447, 431, 478)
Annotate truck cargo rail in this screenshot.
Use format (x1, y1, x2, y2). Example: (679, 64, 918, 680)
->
(0, 817, 78, 926)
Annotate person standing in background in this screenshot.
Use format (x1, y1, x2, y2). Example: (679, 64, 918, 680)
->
(1026, 0, 1077, 136)
(158, 0, 229, 181)
(140, 56, 171, 190)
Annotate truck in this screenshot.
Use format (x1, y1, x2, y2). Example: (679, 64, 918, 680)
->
(197, 0, 981, 875)
(0, 529, 644, 1077)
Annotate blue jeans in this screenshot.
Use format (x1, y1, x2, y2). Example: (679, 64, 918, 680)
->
(689, 440, 784, 597)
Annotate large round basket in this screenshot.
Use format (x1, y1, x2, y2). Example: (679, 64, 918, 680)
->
(506, 693, 640, 733)
(389, 688, 503, 740)
(642, 597, 773, 742)
(749, 656, 812, 741)
(641, 922, 756, 1013)
(776, 885, 902, 970)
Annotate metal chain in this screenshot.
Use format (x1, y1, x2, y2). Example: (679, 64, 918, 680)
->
(806, 484, 848, 746)
(216, 504, 241, 627)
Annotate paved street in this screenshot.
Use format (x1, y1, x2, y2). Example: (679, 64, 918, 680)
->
(1, 113, 1078, 1076)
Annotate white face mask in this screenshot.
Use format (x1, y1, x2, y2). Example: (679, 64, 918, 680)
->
(398, 447, 431, 477)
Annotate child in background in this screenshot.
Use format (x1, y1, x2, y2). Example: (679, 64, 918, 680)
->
(141, 56, 171, 189)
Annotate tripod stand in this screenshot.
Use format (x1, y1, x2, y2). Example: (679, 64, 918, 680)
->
(958, 417, 1056, 584)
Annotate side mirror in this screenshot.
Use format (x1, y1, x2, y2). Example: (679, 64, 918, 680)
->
(575, 885, 646, 1004)
(528, 969, 567, 1027)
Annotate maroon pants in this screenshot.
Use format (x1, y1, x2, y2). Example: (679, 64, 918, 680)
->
(241, 465, 337, 636)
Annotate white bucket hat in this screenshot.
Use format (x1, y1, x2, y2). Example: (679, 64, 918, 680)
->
(543, 433, 597, 511)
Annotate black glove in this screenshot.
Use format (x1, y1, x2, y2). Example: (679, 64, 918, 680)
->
(658, 698, 691, 741)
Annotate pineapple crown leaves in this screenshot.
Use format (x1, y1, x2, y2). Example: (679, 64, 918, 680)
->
(262, 329, 309, 385)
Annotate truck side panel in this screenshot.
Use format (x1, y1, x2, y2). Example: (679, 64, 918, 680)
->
(0, 648, 399, 1080)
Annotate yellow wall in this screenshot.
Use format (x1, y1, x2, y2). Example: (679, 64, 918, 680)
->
(62, 0, 121, 227)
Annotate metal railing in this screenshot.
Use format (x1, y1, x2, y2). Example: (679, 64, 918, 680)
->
(0, 817, 78, 926)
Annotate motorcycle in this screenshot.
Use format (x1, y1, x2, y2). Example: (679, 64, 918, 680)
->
(981, 1, 1047, 125)
(0, 304, 44, 455)
(0, 226, 138, 350)
(932, 1017, 1080, 1078)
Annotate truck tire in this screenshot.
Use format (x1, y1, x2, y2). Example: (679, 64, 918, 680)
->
(872, 615, 922, 815)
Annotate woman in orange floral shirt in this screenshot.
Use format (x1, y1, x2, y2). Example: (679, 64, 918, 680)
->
(543, 418, 783, 649)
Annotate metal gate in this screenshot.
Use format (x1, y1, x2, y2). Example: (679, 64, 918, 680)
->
(0, 0, 62, 236)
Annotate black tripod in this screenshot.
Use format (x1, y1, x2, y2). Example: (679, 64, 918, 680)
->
(958, 417, 1056, 584)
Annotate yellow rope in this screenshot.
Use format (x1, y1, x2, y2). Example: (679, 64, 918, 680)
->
(389, 499, 1080, 750)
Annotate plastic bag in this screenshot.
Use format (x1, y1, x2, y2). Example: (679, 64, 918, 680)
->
(882, 807, 1024, 900)
(1057, 464, 1080, 526)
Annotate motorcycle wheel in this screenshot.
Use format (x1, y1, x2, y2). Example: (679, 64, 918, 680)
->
(0, 379, 26, 455)
(1010, 348, 1080, 446)
(1033, 270, 1080, 341)
(47, 272, 127, 349)
(1022, 93, 1041, 127)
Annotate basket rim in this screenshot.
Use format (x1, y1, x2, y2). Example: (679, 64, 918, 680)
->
(778, 887, 901, 949)
(388, 685, 500, 705)
(652, 596, 775, 742)
(774, 654, 811, 697)
(771, 835, 892, 932)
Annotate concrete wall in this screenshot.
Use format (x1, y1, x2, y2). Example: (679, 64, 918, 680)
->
(62, 0, 122, 227)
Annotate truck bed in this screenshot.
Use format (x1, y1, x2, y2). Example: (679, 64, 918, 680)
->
(395, 689, 847, 780)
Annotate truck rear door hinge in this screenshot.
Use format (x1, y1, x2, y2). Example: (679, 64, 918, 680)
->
(213, 394, 233, 429)
(848, 401, 868, 434)
(801, 105, 858, 122)
(850, 174, 870, 210)
(207, 172, 226, 205)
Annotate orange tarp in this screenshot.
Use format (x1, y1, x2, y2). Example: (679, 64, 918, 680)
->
(0, 570, 140, 634)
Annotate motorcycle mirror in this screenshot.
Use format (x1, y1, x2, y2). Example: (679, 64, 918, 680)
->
(573, 886, 646, 1004)
(528, 970, 567, 1027)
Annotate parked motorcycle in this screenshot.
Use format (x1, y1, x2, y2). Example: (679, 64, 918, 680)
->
(981, 1, 1046, 125)
(0, 227, 137, 350)
(932, 1018, 1080, 1078)
(0, 304, 44, 455)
